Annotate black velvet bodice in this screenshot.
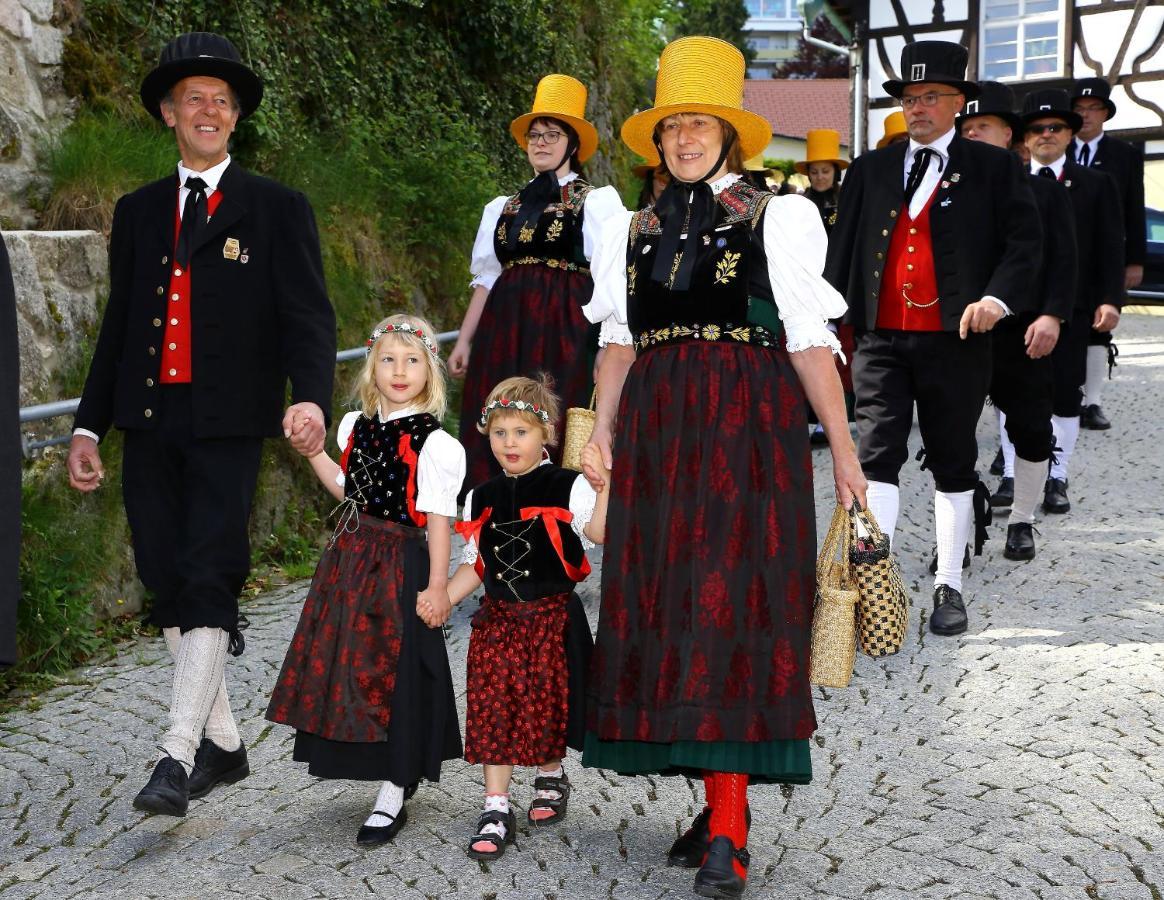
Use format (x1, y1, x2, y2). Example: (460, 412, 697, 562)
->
(493, 179, 592, 268)
(343, 412, 441, 526)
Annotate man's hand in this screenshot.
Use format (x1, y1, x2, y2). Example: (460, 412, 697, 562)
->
(1125, 264, 1144, 291)
(958, 299, 1005, 339)
(1093, 303, 1120, 333)
(283, 401, 326, 457)
(1024, 314, 1061, 359)
(67, 434, 104, 492)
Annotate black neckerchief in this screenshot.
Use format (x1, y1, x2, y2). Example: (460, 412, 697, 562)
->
(511, 131, 579, 241)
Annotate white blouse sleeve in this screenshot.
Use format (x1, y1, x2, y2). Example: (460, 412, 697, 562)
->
(415, 430, 466, 519)
(460, 490, 479, 565)
(583, 206, 635, 347)
(469, 196, 509, 291)
(763, 194, 849, 356)
(333, 411, 362, 488)
(568, 474, 598, 551)
(581, 185, 628, 261)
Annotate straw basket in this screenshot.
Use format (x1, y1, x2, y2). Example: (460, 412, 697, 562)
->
(849, 503, 909, 657)
(562, 389, 596, 472)
(810, 502, 859, 688)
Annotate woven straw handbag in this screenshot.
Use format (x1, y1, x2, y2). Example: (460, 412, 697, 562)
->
(809, 502, 859, 688)
(849, 502, 909, 657)
(561, 389, 596, 472)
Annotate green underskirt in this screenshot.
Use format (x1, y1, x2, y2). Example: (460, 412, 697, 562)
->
(582, 733, 812, 785)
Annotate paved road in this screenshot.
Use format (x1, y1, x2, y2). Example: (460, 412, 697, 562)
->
(3, 313, 1162, 900)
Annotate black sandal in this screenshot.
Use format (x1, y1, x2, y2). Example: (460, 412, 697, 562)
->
(467, 808, 516, 860)
(527, 771, 571, 827)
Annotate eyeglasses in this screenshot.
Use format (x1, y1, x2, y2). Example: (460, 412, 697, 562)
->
(1026, 123, 1068, 135)
(899, 92, 961, 110)
(526, 130, 564, 146)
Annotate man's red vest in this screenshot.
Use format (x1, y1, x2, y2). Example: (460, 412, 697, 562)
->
(876, 191, 942, 332)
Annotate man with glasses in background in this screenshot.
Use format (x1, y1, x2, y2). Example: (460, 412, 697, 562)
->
(825, 41, 1039, 637)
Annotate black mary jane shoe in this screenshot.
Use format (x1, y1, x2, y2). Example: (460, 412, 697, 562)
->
(928, 544, 970, 576)
(693, 835, 750, 899)
(1003, 522, 1036, 561)
(133, 756, 189, 817)
(188, 738, 250, 800)
(356, 806, 409, 847)
(929, 585, 968, 636)
(990, 477, 1014, 509)
(467, 808, 517, 861)
(668, 806, 753, 868)
(528, 771, 571, 827)
(1043, 477, 1070, 514)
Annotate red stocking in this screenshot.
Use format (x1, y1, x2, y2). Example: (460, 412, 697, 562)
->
(709, 772, 749, 878)
(702, 771, 717, 812)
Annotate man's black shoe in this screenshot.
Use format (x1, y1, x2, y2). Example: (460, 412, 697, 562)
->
(989, 447, 1004, 476)
(693, 835, 750, 898)
(1003, 523, 1036, 561)
(990, 477, 1014, 508)
(356, 806, 409, 847)
(668, 806, 752, 868)
(1042, 477, 1070, 514)
(133, 756, 189, 816)
(188, 738, 250, 800)
(928, 545, 970, 576)
(929, 585, 968, 636)
(1081, 404, 1111, 430)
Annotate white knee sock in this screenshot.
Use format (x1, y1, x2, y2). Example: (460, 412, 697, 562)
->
(1083, 346, 1107, 407)
(1050, 415, 1080, 480)
(364, 781, 405, 827)
(1008, 457, 1045, 526)
(864, 481, 900, 549)
(998, 411, 1016, 478)
(161, 627, 230, 774)
(934, 490, 973, 592)
(163, 628, 241, 753)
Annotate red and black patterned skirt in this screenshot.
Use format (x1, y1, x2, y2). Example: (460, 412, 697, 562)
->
(266, 514, 462, 782)
(459, 264, 595, 492)
(587, 341, 818, 747)
(464, 591, 592, 766)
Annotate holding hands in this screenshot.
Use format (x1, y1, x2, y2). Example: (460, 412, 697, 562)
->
(283, 401, 326, 457)
(416, 585, 453, 629)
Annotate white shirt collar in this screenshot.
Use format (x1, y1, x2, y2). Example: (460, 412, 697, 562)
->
(527, 171, 578, 185)
(1030, 155, 1067, 178)
(1074, 133, 1102, 156)
(907, 127, 956, 165)
(177, 154, 232, 192)
(377, 404, 420, 423)
(709, 172, 741, 195)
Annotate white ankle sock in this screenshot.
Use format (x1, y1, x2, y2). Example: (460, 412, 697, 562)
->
(531, 765, 565, 821)
(474, 794, 510, 845)
(1083, 346, 1107, 407)
(998, 411, 1016, 478)
(1050, 415, 1080, 480)
(163, 627, 241, 754)
(364, 781, 405, 827)
(1008, 457, 1045, 526)
(864, 481, 900, 549)
(161, 627, 230, 774)
(934, 490, 973, 592)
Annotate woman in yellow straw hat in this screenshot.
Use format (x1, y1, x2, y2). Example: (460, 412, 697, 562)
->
(876, 109, 909, 149)
(579, 36, 866, 898)
(448, 74, 625, 491)
(632, 152, 670, 210)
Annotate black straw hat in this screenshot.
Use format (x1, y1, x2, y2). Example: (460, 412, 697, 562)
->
(1070, 76, 1116, 120)
(956, 81, 1022, 136)
(1021, 88, 1083, 134)
(883, 41, 980, 100)
(140, 32, 263, 121)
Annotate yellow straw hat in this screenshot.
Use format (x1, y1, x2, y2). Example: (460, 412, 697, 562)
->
(744, 153, 771, 172)
(622, 36, 772, 162)
(631, 150, 663, 179)
(876, 110, 908, 149)
(510, 74, 599, 163)
(794, 129, 848, 174)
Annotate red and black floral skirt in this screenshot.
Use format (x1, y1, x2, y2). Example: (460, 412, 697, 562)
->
(459, 264, 595, 493)
(266, 514, 462, 782)
(585, 341, 818, 775)
(464, 591, 592, 766)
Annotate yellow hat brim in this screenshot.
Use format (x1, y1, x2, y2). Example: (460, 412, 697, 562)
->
(510, 112, 599, 163)
(794, 158, 849, 174)
(621, 103, 772, 168)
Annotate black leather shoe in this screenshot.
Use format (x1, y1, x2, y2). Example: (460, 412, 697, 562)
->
(929, 585, 968, 636)
(1043, 477, 1070, 514)
(1004, 523, 1036, 561)
(809, 426, 829, 446)
(928, 544, 970, 576)
(356, 806, 408, 847)
(694, 835, 750, 898)
(133, 756, 189, 816)
(990, 477, 1014, 508)
(1081, 404, 1111, 430)
(989, 447, 1004, 476)
(668, 806, 752, 868)
(188, 738, 250, 800)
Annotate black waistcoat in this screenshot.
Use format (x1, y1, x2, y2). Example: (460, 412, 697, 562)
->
(344, 412, 441, 526)
(493, 179, 592, 268)
(470, 463, 586, 602)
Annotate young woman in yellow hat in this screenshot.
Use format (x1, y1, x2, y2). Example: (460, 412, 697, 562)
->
(579, 37, 866, 899)
(448, 75, 625, 491)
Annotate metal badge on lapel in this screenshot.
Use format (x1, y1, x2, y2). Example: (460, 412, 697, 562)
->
(223, 237, 241, 261)
(949, 173, 961, 183)
(240, 248, 249, 264)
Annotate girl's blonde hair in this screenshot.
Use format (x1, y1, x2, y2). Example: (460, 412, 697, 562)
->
(355, 313, 447, 419)
(476, 373, 561, 446)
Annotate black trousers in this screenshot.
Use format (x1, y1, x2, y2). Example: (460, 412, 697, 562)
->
(990, 316, 1055, 463)
(1051, 312, 1090, 417)
(122, 385, 263, 639)
(853, 330, 991, 493)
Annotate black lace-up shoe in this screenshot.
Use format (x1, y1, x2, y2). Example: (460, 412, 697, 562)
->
(1081, 404, 1111, 430)
(989, 447, 1005, 476)
(1004, 523, 1036, 560)
(133, 756, 189, 816)
(1042, 477, 1070, 514)
(929, 585, 968, 636)
(990, 477, 1014, 508)
(188, 738, 250, 800)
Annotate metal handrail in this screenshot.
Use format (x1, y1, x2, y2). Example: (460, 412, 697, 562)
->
(1127, 288, 1164, 302)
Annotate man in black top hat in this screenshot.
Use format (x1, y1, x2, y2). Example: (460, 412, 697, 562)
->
(958, 81, 1077, 561)
(825, 41, 1040, 638)
(1070, 76, 1144, 431)
(1021, 88, 1124, 517)
(66, 32, 336, 816)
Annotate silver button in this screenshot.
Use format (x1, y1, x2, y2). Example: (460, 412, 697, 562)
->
(156, 286, 164, 296)
(170, 317, 178, 325)
(168, 342, 177, 350)
(171, 293, 180, 301)
(145, 378, 154, 387)
(168, 368, 177, 377)
(174, 269, 183, 277)
(148, 346, 156, 356)
(144, 409, 153, 418)
(162, 256, 168, 264)
(152, 318, 162, 327)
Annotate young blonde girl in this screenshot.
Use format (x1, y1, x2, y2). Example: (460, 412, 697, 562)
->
(446, 375, 611, 860)
(267, 314, 464, 846)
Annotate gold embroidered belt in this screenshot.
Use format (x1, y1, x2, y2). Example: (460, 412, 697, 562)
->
(504, 256, 589, 275)
(633, 322, 778, 353)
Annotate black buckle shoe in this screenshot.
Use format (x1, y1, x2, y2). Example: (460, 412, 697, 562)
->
(694, 835, 750, 898)
(188, 738, 250, 800)
(928, 544, 970, 576)
(668, 806, 753, 868)
(1003, 523, 1036, 561)
(929, 585, 968, 636)
(1042, 477, 1070, 514)
(356, 806, 409, 847)
(133, 756, 189, 816)
(990, 477, 1014, 508)
(989, 447, 1005, 476)
(1081, 404, 1111, 430)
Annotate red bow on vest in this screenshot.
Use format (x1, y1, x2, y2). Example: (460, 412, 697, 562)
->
(455, 507, 493, 580)
(520, 507, 592, 582)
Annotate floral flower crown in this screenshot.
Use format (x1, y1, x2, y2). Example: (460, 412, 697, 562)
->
(366, 322, 439, 358)
(479, 397, 551, 427)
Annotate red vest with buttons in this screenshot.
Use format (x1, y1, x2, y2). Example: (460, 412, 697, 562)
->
(160, 189, 225, 383)
(876, 191, 942, 332)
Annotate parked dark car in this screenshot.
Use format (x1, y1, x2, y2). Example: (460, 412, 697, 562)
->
(1137, 206, 1164, 302)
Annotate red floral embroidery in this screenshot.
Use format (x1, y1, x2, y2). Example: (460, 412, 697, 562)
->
(698, 571, 734, 633)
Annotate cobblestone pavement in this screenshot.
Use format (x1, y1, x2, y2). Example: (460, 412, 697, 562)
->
(3, 313, 1163, 900)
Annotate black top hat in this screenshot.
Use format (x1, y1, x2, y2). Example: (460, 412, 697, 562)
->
(1070, 76, 1116, 120)
(956, 81, 1022, 136)
(1021, 88, 1082, 133)
(883, 41, 980, 100)
(140, 32, 263, 121)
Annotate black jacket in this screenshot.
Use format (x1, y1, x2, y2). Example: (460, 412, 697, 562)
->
(1061, 159, 1126, 313)
(1028, 173, 1077, 323)
(75, 163, 336, 439)
(1078, 134, 1146, 267)
(824, 134, 1042, 331)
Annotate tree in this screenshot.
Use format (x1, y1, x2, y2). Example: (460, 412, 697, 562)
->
(668, 0, 756, 65)
(774, 14, 849, 79)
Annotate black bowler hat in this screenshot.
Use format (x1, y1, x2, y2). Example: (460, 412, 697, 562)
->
(140, 32, 263, 121)
(956, 81, 1022, 136)
(1070, 76, 1117, 120)
(883, 40, 980, 100)
(1021, 88, 1083, 134)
